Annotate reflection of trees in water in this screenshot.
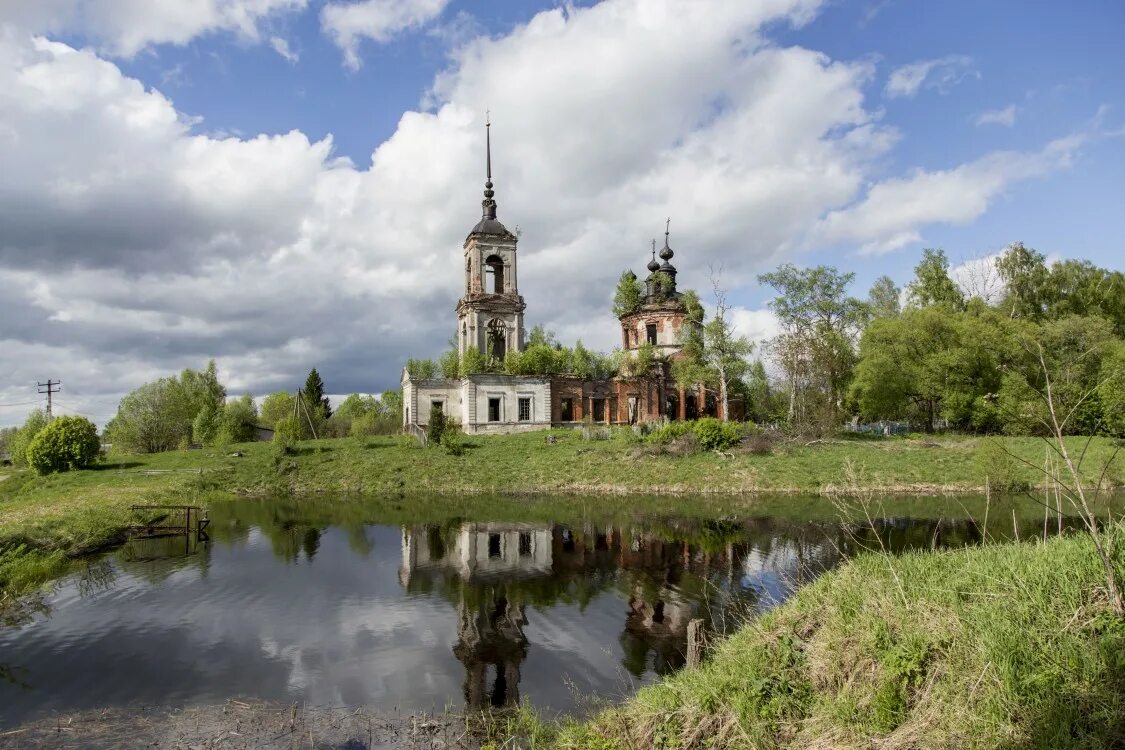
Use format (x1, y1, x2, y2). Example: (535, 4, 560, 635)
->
(0, 593, 48, 690)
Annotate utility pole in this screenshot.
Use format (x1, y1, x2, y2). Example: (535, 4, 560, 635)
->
(37, 379, 61, 420)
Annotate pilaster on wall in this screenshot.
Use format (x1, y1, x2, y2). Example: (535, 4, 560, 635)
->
(466, 380, 478, 426)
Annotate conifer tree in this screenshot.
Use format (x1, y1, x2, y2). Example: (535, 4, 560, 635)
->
(304, 368, 331, 419)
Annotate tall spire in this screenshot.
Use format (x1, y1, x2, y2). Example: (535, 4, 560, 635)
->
(482, 111, 497, 220)
(659, 217, 674, 260)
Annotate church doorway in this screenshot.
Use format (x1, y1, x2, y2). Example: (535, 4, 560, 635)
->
(685, 394, 698, 420)
(665, 394, 679, 421)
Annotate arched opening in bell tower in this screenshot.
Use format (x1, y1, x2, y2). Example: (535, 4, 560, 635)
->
(484, 255, 504, 294)
(487, 318, 507, 361)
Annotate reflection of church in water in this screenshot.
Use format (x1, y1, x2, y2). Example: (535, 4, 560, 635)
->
(399, 521, 834, 709)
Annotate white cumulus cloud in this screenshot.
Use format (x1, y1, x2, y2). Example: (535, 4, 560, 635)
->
(320, 0, 451, 69)
(0, 0, 308, 57)
(0, 0, 1091, 425)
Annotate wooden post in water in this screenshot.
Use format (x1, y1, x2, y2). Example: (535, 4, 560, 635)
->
(687, 618, 706, 669)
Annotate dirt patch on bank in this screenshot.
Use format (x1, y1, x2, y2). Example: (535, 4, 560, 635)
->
(0, 700, 474, 750)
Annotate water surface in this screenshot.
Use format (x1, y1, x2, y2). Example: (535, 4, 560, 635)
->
(0, 493, 1095, 726)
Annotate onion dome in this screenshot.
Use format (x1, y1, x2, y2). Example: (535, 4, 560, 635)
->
(659, 218, 675, 261)
(646, 243, 660, 273)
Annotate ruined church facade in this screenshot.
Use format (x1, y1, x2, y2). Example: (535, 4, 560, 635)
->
(402, 123, 736, 435)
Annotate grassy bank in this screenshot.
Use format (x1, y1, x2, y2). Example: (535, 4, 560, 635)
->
(0, 430, 1121, 594)
(511, 531, 1123, 750)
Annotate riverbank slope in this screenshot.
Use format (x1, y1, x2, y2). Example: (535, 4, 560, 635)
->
(544, 530, 1124, 749)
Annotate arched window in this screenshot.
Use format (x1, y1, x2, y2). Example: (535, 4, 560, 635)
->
(484, 254, 504, 294)
(487, 318, 507, 361)
(462, 323, 468, 350)
(465, 257, 472, 291)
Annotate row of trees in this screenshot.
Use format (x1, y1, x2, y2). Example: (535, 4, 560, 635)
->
(100, 364, 401, 454)
(762, 244, 1124, 435)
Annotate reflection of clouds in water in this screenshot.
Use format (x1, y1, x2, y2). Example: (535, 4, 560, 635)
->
(3, 510, 938, 725)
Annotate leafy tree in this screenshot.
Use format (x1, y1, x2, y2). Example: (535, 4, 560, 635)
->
(335, 394, 379, 420)
(867, 275, 901, 320)
(439, 348, 461, 378)
(222, 394, 259, 443)
(273, 415, 303, 446)
(259, 391, 295, 428)
(1097, 341, 1125, 437)
(192, 399, 223, 445)
(26, 416, 100, 474)
(995, 241, 1048, 320)
(459, 346, 490, 375)
(405, 358, 437, 379)
(851, 307, 1014, 433)
(758, 264, 865, 428)
(107, 363, 225, 453)
(378, 389, 402, 419)
(996, 316, 1118, 436)
(619, 342, 659, 378)
(744, 360, 774, 424)
(907, 248, 964, 310)
(674, 275, 754, 421)
(7, 409, 49, 467)
(1042, 259, 1125, 335)
(527, 325, 559, 348)
(0, 426, 16, 460)
(612, 270, 644, 317)
(303, 368, 330, 419)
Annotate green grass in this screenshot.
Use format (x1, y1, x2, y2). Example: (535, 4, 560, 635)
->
(535, 530, 1125, 750)
(204, 430, 1121, 496)
(0, 429, 1121, 595)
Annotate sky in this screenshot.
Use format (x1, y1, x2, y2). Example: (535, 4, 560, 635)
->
(1, 0, 1123, 427)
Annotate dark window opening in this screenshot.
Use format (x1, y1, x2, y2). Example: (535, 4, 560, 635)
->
(427, 526, 446, 561)
(431, 401, 443, 418)
(646, 323, 658, 345)
(484, 254, 504, 294)
(705, 392, 718, 417)
(488, 533, 502, 558)
(488, 397, 501, 422)
(519, 532, 532, 556)
(592, 398, 605, 423)
(595, 534, 608, 551)
(560, 397, 573, 421)
(561, 528, 575, 553)
(489, 663, 508, 707)
(652, 600, 665, 624)
(518, 397, 531, 421)
(685, 394, 698, 420)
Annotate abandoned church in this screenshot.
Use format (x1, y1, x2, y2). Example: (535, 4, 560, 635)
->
(401, 123, 739, 434)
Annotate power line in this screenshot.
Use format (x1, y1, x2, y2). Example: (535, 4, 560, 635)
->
(0, 400, 41, 408)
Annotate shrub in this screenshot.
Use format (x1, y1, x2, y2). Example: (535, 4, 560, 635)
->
(272, 415, 302, 454)
(427, 408, 447, 446)
(693, 417, 742, 451)
(646, 421, 693, 445)
(440, 425, 467, 455)
(25, 416, 101, 475)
